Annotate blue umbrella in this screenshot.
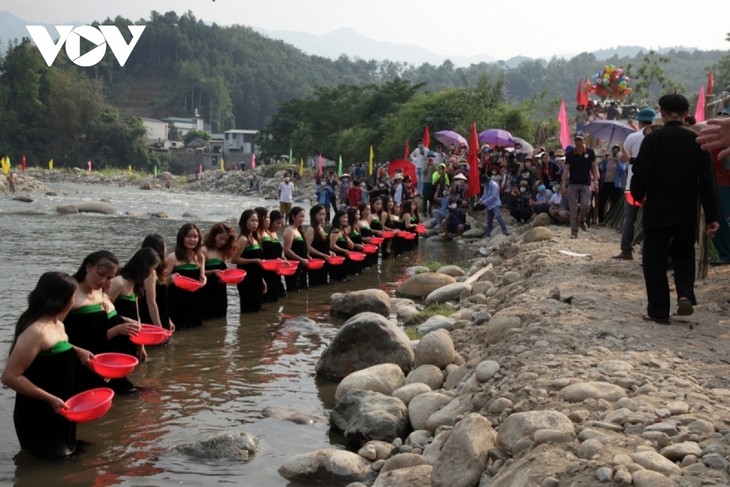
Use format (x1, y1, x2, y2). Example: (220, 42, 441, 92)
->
(581, 120, 635, 145)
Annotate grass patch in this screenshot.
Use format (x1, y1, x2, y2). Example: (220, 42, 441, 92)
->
(261, 163, 296, 178)
(417, 260, 445, 272)
(402, 303, 456, 327)
(403, 327, 422, 340)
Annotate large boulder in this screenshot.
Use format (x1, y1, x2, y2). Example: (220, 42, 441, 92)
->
(331, 289, 391, 318)
(397, 272, 456, 298)
(330, 390, 410, 446)
(436, 265, 466, 277)
(408, 392, 453, 431)
(73, 201, 117, 214)
(522, 226, 554, 243)
(496, 411, 575, 454)
(425, 283, 472, 305)
(335, 363, 406, 401)
(316, 312, 414, 380)
(373, 464, 432, 487)
(414, 329, 455, 368)
(175, 430, 258, 460)
(431, 414, 496, 487)
(278, 448, 370, 483)
(416, 315, 455, 336)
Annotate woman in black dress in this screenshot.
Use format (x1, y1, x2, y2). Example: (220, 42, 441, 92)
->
(233, 209, 267, 313)
(1, 272, 94, 459)
(347, 206, 366, 274)
(138, 234, 175, 331)
(357, 202, 377, 268)
(165, 224, 207, 330)
(282, 206, 309, 292)
(305, 204, 332, 286)
(201, 223, 238, 320)
(328, 209, 353, 282)
(257, 207, 285, 302)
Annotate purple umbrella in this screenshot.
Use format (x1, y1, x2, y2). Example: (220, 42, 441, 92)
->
(478, 129, 516, 147)
(581, 120, 635, 145)
(434, 130, 468, 149)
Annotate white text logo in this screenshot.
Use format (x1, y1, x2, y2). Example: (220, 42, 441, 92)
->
(26, 25, 146, 67)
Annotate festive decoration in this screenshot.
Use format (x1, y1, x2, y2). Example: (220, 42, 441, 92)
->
(585, 65, 632, 100)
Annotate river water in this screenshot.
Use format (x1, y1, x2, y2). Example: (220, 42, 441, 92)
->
(0, 182, 461, 486)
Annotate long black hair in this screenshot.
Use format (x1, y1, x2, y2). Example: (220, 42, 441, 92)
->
(119, 248, 161, 295)
(238, 209, 258, 238)
(141, 233, 166, 276)
(10, 272, 77, 354)
(72, 250, 119, 283)
(309, 204, 324, 230)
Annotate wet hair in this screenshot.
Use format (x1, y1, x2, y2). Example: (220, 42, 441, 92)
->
(370, 197, 382, 213)
(119, 247, 161, 294)
(358, 202, 370, 217)
(400, 199, 414, 217)
(309, 204, 325, 229)
(254, 206, 269, 236)
(238, 209, 258, 238)
(269, 210, 283, 223)
(73, 250, 119, 283)
(288, 206, 305, 226)
(10, 272, 78, 354)
(174, 223, 202, 263)
(141, 233, 166, 276)
(203, 222, 238, 259)
(331, 209, 348, 230)
(346, 206, 359, 227)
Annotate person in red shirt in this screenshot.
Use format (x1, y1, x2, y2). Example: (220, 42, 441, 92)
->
(347, 182, 362, 208)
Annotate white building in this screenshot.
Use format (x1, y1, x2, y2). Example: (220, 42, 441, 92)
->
(140, 117, 168, 143)
(162, 116, 205, 139)
(223, 129, 258, 155)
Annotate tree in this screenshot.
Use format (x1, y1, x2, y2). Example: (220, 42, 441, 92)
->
(183, 129, 211, 145)
(626, 50, 684, 106)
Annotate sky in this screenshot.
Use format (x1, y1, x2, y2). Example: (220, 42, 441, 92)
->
(4, 0, 730, 59)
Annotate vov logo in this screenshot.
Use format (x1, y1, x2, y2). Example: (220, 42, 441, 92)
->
(26, 25, 146, 67)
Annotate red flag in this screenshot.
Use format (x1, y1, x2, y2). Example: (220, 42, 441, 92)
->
(21, 155, 26, 172)
(558, 100, 571, 149)
(694, 86, 706, 123)
(576, 79, 588, 107)
(404, 139, 410, 160)
(423, 126, 431, 148)
(707, 70, 714, 96)
(467, 121, 481, 197)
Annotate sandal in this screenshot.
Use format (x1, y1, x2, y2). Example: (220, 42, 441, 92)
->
(642, 313, 670, 325)
(677, 298, 694, 316)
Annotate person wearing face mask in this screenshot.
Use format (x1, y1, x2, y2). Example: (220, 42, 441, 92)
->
(562, 134, 598, 238)
(529, 182, 552, 215)
(278, 172, 295, 215)
(509, 180, 533, 223)
(480, 177, 510, 237)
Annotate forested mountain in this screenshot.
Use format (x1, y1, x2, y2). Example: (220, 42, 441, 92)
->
(0, 10, 727, 169)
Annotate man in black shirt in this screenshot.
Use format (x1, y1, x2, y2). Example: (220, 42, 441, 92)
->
(631, 93, 720, 323)
(561, 134, 598, 238)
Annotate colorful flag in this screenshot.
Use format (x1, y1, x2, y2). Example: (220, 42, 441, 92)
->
(153, 164, 158, 177)
(251, 153, 256, 170)
(368, 145, 374, 176)
(289, 147, 293, 163)
(128, 165, 132, 175)
(467, 121, 481, 197)
(338, 155, 343, 176)
(694, 86, 706, 123)
(558, 100, 571, 149)
(198, 164, 203, 178)
(707, 69, 714, 96)
(576, 79, 588, 107)
(48, 159, 54, 170)
(21, 155, 26, 172)
(1, 156, 9, 175)
(404, 139, 410, 160)
(87, 160, 92, 171)
(299, 158, 304, 177)
(220, 156, 225, 172)
(423, 126, 431, 148)
(317, 154, 323, 176)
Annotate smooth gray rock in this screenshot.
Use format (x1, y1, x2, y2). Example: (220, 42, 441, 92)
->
(176, 430, 258, 460)
(372, 464, 432, 487)
(393, 383, 432, 404)
(497, 411, 575, 454)
(330, 390, 409, 446)
(416, 315, 455, 336)
(431, 413, 496, 487)
(522, 226, 554, 243)
(560, 382, 627, 402)
(336, 363, 406, 401)
(414, 329, 455, 368)
(331, 289, 391, 318)
(406, 364, 444, 390)
(278, 448, 370, 483)
(425, 283, 472, 305)
(397, 272, 456, 298)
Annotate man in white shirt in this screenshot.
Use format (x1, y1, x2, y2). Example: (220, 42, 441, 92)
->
(613, 107, 655, 260)
(278, 173, 294, 215)
(410, 139, 428, 194)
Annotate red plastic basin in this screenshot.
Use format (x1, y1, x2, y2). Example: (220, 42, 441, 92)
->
(348, 251, 367, 262)
(261, 259, 283, 272)
(173, 274, 204, 291)
(327, 255, 346, 266)
(278, 261, 299, 276)
(398, 231, 416, 240)
(369, 236, 384, 245)
(361, 244, 378, 254)
(60, 388, 115, 423)
(381, 230, 395, 239)
(91, 353, 139, 379)
(219, 268, 247, 284)
(415, 224, 427, 234)
(130, 324, 172, 346)
(306, 258, 325, 270)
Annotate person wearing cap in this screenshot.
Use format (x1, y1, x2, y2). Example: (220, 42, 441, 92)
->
(631, 93, 719, 324)
(449, 173, 468, 206)
(392, 172, 404, 204)
(561, 134, 597, 238)
(432, 163, 450, 211)
(612, 107, 656, 260)
(337, 173, 352, 207)
(409, 139, 428, 193)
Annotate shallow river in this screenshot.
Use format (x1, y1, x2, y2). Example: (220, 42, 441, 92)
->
(0, 182, 462, 486)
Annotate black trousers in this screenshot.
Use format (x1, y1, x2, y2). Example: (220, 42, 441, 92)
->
(642, 224, 696, 319)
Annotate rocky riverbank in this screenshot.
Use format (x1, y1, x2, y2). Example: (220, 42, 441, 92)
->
(274, 221, 730, 486)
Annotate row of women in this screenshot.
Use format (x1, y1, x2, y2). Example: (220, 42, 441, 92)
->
(0, 196, 422, 460)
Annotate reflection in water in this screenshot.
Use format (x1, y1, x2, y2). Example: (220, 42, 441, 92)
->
(0, 186, 470, 486)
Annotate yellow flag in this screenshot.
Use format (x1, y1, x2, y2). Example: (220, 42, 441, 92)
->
(128, 165, 132, 174)
(368, 145, 374, 176)
(299, 158, 304, 177)
(220, 156, 225, 172)
(48, 159, 54, 170)
(1, 156, 8, 175)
